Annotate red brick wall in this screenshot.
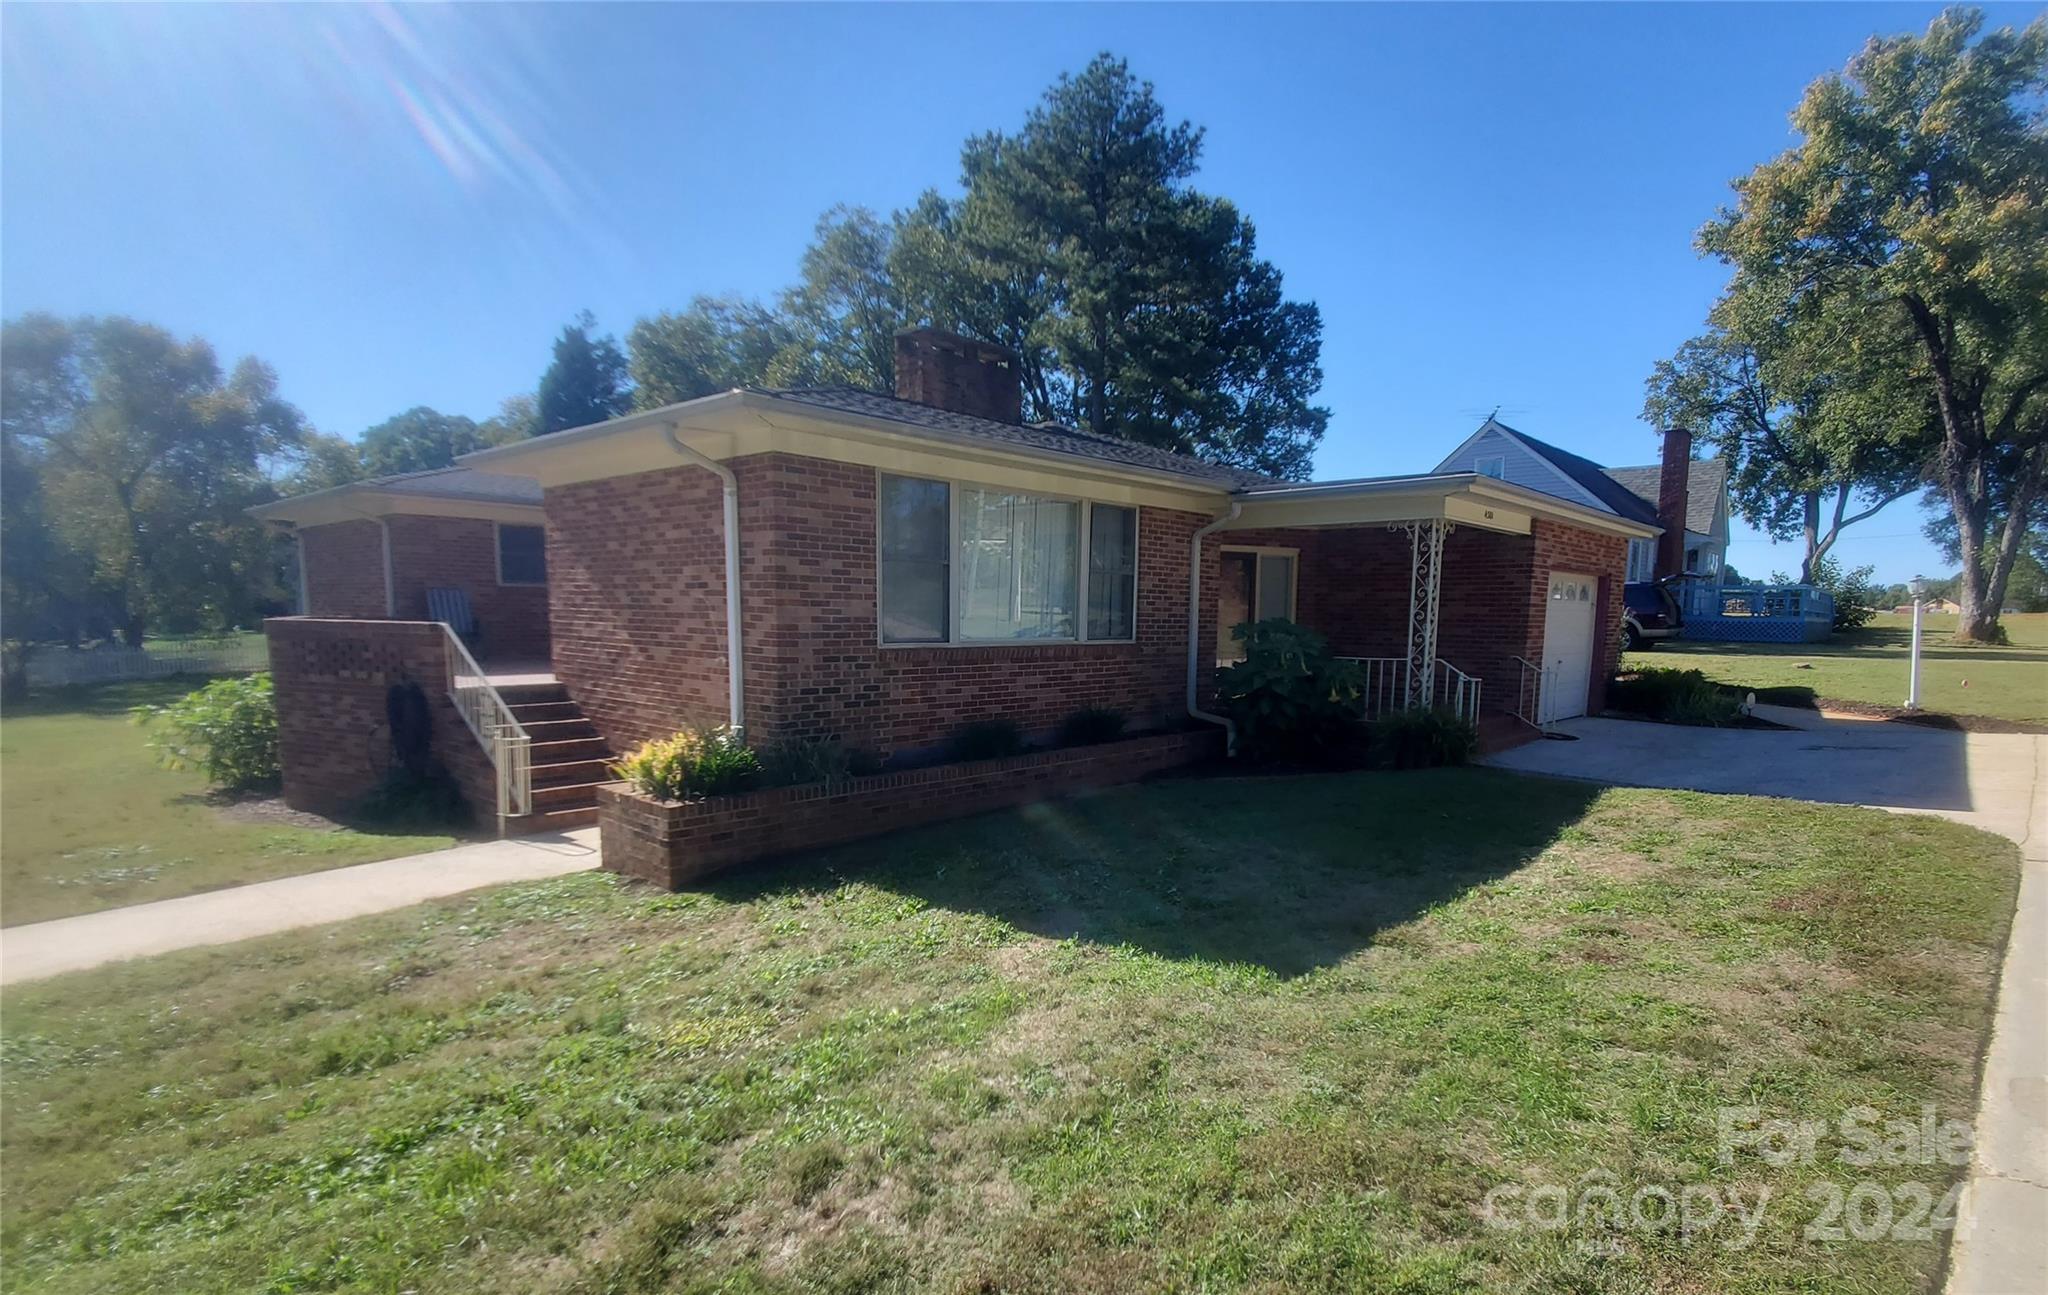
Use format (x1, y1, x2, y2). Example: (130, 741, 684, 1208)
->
(297, 516, 551, 662)
(545, 452, 1213, 759)
(1527, 518, 1627, 715)
(299, 521, 387, 619)
(384, 515, 550, 660)
(544, 465, 736, 753)
(265, 617, 497, 822)
(599, 729, 1219, 888)
(540, 451, 1632, 757)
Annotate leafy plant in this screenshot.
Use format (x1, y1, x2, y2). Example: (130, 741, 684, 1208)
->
(132, 672, 280, 792)
(949, 718, 1027, 762)
(613, 726, 761, 801)
(353, 764, 471, 830)
(1057, 706, 1127, 747)
(759, 736, 882, 787)
(1367, 707, 1478, 770)
(1608, 667, 1744, 728)
(1213, 619, 1364, 762)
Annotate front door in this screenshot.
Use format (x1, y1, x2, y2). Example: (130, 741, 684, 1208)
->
(1216, 549, 1297, 663)
(1541, 571, 1597, 723)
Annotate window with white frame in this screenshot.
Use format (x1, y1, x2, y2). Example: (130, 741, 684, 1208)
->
(497, 524, 547, 585)
(1626, 537, 1656, 583)
(879, 473, 1139, 645)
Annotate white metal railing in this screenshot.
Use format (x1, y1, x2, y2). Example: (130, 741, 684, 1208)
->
(1437, 659, 1482, 725)
(1513, 656, 1554, 731)
(440, 625, 532, 829)
(24, 636, 268, 688)
(1342, 656, 1413, 720)
(1336, 656, 1484, 725)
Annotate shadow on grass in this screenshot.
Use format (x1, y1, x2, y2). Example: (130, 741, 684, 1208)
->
(706, 767, 1605, 978)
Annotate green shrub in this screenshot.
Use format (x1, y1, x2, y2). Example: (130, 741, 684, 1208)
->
(759, 735, 883, 787)
(1214, 619, 1364, 763)
(1058, 706, 1127, 747)
(1367, 707, 1478, 770)
(133, 672, 280, 792)
(949, 718, 1027, 761)
(1608, 667, 1744, 727)
(354, 764, 471, 830)
(613, 726, 761, 800)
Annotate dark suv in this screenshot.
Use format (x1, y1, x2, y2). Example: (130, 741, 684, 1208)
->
(1622, 581, 1683, 650)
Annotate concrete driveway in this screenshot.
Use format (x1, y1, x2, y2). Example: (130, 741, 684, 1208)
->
(1486, 707, 2039, 843)
(1489, 710, 2046, 1295)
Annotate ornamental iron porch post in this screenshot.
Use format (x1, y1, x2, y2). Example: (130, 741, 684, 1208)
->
(1392, 519, 1449, 708)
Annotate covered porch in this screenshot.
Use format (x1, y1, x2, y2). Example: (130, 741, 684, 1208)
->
(1199, 474, 1653, 729)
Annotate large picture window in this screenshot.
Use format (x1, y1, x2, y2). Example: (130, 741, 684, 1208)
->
(879, 474, 1139, 645)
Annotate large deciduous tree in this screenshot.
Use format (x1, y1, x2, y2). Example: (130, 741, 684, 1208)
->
(1698, 8, 2048, 641)
(1, 314, 307, 644)
(537, 311, 630, 435)
(1645, 315, 1927, 583)
(627, 296, 798, 408)
(357, 406, 485, 477)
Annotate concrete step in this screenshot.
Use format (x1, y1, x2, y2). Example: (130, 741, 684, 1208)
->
(532, 779, 606, 811)
(511, 700, 582, 722)
(530, 736, 609, 762)
(523, 718, 599, 741)
(533, 756, 615, 787)
(507, 804, 599, 835)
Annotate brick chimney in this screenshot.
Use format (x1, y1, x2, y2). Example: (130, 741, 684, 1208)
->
(1655, 426, 1692, 580)
(894, 328, 1022, 424)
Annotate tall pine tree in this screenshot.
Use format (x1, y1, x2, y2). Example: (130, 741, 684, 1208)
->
(537, 311, 631, 435)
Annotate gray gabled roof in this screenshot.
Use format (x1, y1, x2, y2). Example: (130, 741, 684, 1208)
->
(750, 385, 1277, 490)
(364, 466, 544, 505)
(1603, 458, 1728, 535)
(1487, 421, 1661, 526)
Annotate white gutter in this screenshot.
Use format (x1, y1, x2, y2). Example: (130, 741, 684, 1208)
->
(663, 424, 745, 736)
(376, 517, 396, 616)
(1187, 503, 1242, 754)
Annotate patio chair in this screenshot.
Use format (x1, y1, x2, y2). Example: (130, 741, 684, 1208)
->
(426, 587, 484, 656)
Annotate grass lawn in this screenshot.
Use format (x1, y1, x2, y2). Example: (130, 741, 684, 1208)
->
(1633, 610, 2048, 726)
(0, 769, 2018, 1293)
(0, 678, 456, 927)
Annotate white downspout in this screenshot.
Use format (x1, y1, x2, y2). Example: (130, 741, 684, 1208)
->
(663, 424, 745, 736)
(1187, 503, 1242, 754)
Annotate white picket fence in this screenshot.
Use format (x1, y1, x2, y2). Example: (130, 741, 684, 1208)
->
(24, 637, 269, 688)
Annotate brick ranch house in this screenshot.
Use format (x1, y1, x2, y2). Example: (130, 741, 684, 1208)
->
(257, 329, 1673, 835)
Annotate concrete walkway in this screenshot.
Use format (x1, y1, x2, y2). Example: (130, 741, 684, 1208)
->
(0, 827, 600, 985)
(1488, 714, 2046, 1294)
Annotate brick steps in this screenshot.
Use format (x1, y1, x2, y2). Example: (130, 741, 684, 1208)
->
(507, 683, 613, 828)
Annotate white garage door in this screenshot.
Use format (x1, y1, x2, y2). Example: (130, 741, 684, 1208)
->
(1540, 571, 1598, 723)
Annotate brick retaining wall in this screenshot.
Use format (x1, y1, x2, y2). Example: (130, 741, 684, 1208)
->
(598, 728, 1220, 889)
(266, 617, 498, 823)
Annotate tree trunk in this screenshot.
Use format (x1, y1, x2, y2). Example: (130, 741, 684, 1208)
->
(1799, 491, 1822, 583)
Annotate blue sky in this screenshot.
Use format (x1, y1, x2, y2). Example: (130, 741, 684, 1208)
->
(4, 2, 2028, 584)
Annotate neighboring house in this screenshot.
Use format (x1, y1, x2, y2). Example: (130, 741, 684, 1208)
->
(252, 467, 552, 661)
(1433, 418, 1729, 587)
(261, 330, 1656, 831)
(1603, 457, 1730, 587)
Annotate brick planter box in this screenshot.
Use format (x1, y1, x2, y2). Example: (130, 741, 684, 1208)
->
(598, 728, 1220, 889)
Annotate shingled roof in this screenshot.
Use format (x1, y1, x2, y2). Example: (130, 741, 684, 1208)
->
(1489, 422, 1661, 526)
(1603, 459, 1727, 535)
(751, 385, 1277, 490)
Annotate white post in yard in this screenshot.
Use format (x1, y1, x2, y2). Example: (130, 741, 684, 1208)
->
(1905, 574, 1927, 710)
